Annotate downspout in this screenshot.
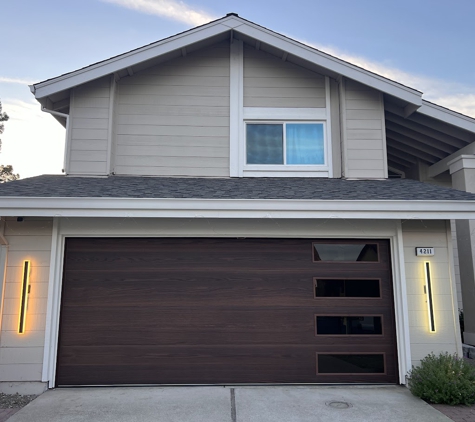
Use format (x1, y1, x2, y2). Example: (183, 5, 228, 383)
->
(41, 106, 70, 174)
(0, 219, 9, 343)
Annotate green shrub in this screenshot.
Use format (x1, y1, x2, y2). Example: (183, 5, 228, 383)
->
(407, 352, 475, 405)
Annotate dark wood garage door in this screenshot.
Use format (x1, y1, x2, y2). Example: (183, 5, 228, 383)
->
(56, 238, 398, 385)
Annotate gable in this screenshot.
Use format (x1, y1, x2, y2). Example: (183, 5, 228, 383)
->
(243, 44, 326, 108)
(30, 14, 475, 182)
(114, 41, 230, 177)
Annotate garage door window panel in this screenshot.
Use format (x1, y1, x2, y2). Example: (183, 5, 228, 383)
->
(315, 316, 383, 335)
(317, 353, 386, 375)
(314, 278, 381, 298)
(313, 242, 379, 262)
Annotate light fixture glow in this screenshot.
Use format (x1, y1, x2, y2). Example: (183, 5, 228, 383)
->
(18, 260, 31, 334)
(424, 261, 436, 333)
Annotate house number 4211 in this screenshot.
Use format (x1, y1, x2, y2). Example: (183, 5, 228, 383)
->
(415, 247, 435, 256)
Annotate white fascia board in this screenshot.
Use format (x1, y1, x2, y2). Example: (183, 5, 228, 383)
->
(419, 101, 475, 133)
(33, 16, 422, 107)
(235, 24, 422, 107)
(1, 197, 475, 219)
(32, 20, 235, 99)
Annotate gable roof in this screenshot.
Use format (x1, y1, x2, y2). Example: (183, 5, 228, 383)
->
(30, 13, 422, 107)
(29, 13, 475, 175)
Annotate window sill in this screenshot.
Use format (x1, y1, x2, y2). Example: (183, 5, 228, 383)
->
(243, 166, 330, 177)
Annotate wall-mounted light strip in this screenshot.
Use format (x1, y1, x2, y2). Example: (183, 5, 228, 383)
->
(424, 261, 436, 333)
(18, 260, 31, 334)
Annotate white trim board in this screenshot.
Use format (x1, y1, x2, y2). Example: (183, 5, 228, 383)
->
(419, 101, 475, 134)
(1, 197, 475, 219)
(394, 221, 412, 382)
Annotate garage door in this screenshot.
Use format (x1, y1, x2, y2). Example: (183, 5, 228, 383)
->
(56, 238, 398, 385)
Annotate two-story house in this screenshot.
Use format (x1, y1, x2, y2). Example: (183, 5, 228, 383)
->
(1, 14, 475, 393)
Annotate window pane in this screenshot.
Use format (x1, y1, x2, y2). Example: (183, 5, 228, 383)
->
(286, 123, 324, 164)
(316, 316, 382, 335)
(313, 243, 378, 261)
(315, 279, 380, 298)
(318, 354, 385, 374)
(246, 124, 283, 164)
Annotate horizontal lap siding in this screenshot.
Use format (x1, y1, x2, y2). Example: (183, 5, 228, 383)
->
(243, 45, 326, 108)
(69, 77, 110, 175)
(402, 220, 459, 367)
(115, 42, 230, 177)
(344, 80, 386, 178)
(0, 218, 53, 382)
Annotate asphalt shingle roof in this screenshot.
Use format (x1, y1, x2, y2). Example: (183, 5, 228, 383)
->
(0, 175, 474, 201)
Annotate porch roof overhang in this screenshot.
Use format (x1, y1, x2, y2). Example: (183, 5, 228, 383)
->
(384, 101, 475, 177)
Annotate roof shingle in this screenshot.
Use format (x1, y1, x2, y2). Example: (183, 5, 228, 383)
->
(0, 175, 474, 202)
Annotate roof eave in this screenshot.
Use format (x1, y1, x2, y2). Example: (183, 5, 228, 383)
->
(32, 15, 422, 107)
(1, 197, 474, 219)
(419, 100, 475, 133)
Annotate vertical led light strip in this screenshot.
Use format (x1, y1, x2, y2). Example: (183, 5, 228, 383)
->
(18, 260, 31, 334)
(424, 261, 436, 333)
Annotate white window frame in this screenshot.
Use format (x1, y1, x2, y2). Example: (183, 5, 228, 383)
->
(230, 40, 333, 177)
(244, 120, 329, 176)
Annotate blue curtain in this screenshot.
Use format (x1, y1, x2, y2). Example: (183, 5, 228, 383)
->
(286, 124, 324, 164)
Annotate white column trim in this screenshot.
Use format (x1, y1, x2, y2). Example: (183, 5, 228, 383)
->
(393, 221, 412, 384)
(338, 77, 348, 178)
(0, 235, 9, 344)
(229, 39, 243, 177)
(448, 154, 475, 175)
(325, 76, 333, 178)
(63, 90, 74, 175)
(380, 91, 389, 178)
(106, 75, 117, 175)
(41, 218, 64, 387)
(446, 220, 463, 355)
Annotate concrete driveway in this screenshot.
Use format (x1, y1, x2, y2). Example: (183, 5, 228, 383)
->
(8, 385, 450, 422)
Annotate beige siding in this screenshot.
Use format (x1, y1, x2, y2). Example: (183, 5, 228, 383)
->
(243, 45, 326, 108)
(402, 220, 460, 367)
(68, 77, 111, 175)
(344, 79, 387, 178)
(114, 42, 230, 177)
(0, 218, 53, 382)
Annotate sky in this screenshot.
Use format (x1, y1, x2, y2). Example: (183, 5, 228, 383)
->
(1, 0, 475, 179)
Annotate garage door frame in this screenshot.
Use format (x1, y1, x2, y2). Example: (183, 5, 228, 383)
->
(41, 218, 412, 388)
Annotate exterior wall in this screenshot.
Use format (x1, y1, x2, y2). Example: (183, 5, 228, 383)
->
(243, 44, 326, 108)
(342, 79, 387, 179)
(0, 218, 53, 393)
(114, 42, 230, 177)
(2, 216, 461, 388)
(402, 220, 461, 367)
(68, 76, 111, 175)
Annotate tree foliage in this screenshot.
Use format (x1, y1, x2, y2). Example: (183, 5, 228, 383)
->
(0, 100, 8, 151)
(0, 101, 19, 182)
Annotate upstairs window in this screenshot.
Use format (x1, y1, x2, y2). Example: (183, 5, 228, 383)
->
(246, 122, 325, 166)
